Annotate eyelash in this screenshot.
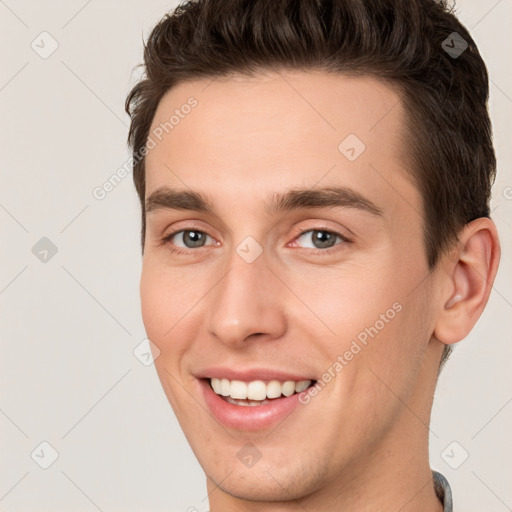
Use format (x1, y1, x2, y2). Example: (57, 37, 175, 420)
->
(160, 227, 351, 256)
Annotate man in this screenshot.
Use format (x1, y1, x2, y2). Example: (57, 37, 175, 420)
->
(125, 0, 500, 510)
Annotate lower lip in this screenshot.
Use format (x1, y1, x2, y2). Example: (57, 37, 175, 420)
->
(199, 379, 305, 431)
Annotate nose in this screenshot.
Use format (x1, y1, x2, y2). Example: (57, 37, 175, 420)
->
(205, 252, 287, 347)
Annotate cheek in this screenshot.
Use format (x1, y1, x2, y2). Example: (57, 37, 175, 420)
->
(139, 258, 205, 354)
(351, 276, 434, 402)
(140, 260, 207, 414)
(140, 265, 171, 343)
(289, 262, 404, 346)
(296, 255, 429, 387)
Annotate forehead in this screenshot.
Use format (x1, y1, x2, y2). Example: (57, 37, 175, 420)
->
(144, 70, 417, 217)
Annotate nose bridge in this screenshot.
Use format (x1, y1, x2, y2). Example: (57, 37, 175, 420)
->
(206, 250, 286, 346)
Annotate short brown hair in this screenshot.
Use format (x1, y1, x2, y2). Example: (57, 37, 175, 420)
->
(125, 0, 497, 364)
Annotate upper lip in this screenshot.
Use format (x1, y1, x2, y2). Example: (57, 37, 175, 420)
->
(195, 367, 316, 382)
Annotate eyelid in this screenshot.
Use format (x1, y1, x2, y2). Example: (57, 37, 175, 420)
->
(161, 227, 218, 247)
(160, 223, 352, 255)
(288, 222, 353, 244)
(161, 219, 217, 241)
(288, 228, 350, 252)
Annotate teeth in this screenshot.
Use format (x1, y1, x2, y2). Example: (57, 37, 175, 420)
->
(220, 378, 230, 396)
(226, 397, 271, 406)
(282, 381, 295, 397)
(210, 377, 312, 401)
(211, 378, 221, 394)
(230, 380, 247, 399)
(266, 380, 282, 399)
(295, 380, 310, 393)
(247, 380, 267, 401)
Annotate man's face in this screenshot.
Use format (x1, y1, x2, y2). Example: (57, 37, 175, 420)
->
(141, 71, 444, 501)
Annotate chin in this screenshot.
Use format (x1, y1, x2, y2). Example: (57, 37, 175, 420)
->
(197, 444, 329, 504)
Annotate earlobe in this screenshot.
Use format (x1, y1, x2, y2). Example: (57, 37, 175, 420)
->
(434, 217, 500, 346)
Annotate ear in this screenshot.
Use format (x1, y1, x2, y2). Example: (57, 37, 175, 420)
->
(434, 217, 501, 345)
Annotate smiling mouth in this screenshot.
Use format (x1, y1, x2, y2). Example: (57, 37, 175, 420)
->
(208, 377, 316, 406)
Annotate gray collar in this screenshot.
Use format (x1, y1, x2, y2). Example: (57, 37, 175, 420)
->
(433, 471, 453, 512)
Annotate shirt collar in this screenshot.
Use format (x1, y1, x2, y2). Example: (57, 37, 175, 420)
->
(433, 471, 453, 512)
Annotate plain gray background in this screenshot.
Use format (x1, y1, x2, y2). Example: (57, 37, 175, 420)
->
(1, 1, 511, 510)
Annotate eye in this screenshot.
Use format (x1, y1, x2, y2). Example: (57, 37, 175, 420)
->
(294, 229, 347, 250)
(164, 229, 215, 250)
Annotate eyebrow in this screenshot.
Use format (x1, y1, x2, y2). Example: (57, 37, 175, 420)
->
(145, 185, 383, 217)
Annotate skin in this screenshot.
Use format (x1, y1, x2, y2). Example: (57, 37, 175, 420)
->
(140, 70, 500, 511)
